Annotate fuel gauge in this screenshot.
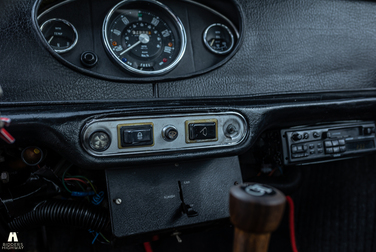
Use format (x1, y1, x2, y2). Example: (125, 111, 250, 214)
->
(203, 23, 234, 55)
(40, 19, 78, 53)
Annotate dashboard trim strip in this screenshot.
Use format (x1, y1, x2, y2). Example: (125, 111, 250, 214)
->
(81, 112, 248, 157)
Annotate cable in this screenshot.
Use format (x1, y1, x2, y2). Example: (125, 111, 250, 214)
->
(71, 191, 95, 197)
(64, 178, 88, 186)
(75, 181, 90, 202)
(62, 165, 73, 193)
(8, 199, 108, 232)
(268, 168, 277, 176)
(66, 175, 97, 194)
(286, 196, 298, 252)
(99, 232, 110, 243)
(143, 242, 153, 252)
(92, 192, 105, 206)
(89, 231, 110, 245)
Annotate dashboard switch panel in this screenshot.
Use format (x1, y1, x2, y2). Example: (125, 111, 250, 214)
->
(106, 156, 242, 237)
(281, 121, 376, 165)
(81, 112, 247, 157)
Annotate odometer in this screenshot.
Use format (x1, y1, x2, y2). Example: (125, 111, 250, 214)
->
(102, 0, 186, 76)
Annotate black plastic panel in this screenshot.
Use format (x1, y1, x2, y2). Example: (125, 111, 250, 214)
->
(106, 156, 242, 237)
(281, 122, 376, 165)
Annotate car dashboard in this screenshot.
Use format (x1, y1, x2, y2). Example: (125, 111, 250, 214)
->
(1, 0, 376, 251)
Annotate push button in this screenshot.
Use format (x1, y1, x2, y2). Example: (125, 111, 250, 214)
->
(189, 123, 216, 140)
(324, 141, 332, 147)
(120, 124, 153, 147)
(364, 127, 375, 135)
(292, 153, 304, 158)
(124, 129, 151, 143)
(326, 148, 334, 154)
(303, 133, 309, 139)
(297, 145, 303, 152)
(291, 145, 297, 153)
(338, 139, 346, 146)
(313, 132, 320, 138)
(332, 140, 339, 147)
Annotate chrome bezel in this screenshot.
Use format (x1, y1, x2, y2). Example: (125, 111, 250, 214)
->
(102, 0, 187, 76)
(182, 0, 239, 39)
(203, 23, 234, 55)
(37, 0, 76, 20)
(81, 112, 248, 157)
(40, 18, 78, 54)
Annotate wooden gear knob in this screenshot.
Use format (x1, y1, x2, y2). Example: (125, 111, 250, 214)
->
(230, 183, 286, 252)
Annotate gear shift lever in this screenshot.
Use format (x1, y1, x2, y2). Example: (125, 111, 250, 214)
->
(230, 183, 286, 252)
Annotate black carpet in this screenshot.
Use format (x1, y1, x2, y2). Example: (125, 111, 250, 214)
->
(292, 154, 376, 252)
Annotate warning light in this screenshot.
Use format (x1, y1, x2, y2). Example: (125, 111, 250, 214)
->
(112, 41, 118, 46)
(168, 42, 173, 47)
(34, 148, 40, 155)
(122, 58, 127, 63)
(148, 31, 151, 35)
(138, 13, 142, 17)
(163, 58, 167, 63)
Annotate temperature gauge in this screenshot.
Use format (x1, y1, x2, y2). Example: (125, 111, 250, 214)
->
(203, 23, 234, 55)
(40, 19, 78, 53)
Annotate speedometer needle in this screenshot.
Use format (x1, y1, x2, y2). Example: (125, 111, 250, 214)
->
(120, 41, 141, 55)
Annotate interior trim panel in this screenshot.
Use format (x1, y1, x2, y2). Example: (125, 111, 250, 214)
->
(81, 112, 247, 157)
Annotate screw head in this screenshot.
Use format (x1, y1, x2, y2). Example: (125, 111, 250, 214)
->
(114, 198, 122, 205)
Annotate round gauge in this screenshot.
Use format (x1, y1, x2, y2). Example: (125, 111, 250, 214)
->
(102, 0, 186, 76)
(40, 19, 78, 53)
(203, 23, 234, 54)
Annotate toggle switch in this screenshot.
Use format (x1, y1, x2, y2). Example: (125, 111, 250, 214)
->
(189, 123, 216, 140)
(120, 124, 153, 147)
(178, 181, 198, 217)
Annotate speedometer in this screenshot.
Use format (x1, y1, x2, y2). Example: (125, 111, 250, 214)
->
(102, 0, 186, 76)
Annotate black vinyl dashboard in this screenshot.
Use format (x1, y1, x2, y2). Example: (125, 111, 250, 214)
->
(1, 0, 376, 250)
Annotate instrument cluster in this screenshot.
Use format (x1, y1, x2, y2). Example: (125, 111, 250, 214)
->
(36, 0, 241, 80)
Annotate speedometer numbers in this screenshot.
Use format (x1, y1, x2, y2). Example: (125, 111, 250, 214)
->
(103, 0, 186, 76)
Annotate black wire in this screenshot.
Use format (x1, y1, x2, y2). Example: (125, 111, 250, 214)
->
(90, 232, 111, 245)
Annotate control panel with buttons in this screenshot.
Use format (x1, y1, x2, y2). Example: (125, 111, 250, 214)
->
(81, 112, 247, 157)
(281, 121, 376, 165)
